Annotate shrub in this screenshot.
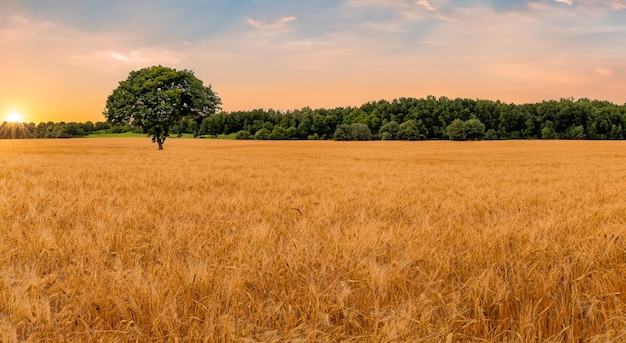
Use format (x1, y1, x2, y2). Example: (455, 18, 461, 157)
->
(236, 130, 252, 140)
(447, 118, 485, 141)
(285, 127, 298, 140)
(397, 120, 427, 141)
(351, 123, 372, 141)
(379, 121, 399, 140)
(381, 132, 394, 140)
(269, 126, 287, 140)
(254, 128, 271, 140)
(564, 125, 585, 140)
(541, 121, 558, 139)
(447, 119, 467, 141)
(485, 129, 499, 140)
(465, 118, 486, 140)
(333, 124, 353, 141)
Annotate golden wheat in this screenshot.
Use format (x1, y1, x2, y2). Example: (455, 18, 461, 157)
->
(1, 138, 625, 342)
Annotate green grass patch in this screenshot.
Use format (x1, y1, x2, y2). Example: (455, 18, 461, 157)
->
(196, 133, 237, 139)
(85, 132, 147, 138)
(216, 133, 238, 139)
(172, 133, 195, 139)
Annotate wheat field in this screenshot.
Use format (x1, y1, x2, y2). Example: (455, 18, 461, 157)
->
(1, 138, 625, 342)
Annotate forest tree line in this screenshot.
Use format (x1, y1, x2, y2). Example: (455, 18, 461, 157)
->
(2, 96, 626, 140)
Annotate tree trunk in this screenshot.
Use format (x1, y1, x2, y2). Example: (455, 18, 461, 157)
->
(153, 131, 166, 150)
(156, 136, 164, 150)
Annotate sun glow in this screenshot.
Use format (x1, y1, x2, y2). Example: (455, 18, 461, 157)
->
(6, 112, 24, 123)
(1, 111, 30, 138)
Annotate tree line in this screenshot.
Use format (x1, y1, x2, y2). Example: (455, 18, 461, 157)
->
(3, 96, 626, 140)
(0, 120, 121, 139)
(204, 97, 626, 141)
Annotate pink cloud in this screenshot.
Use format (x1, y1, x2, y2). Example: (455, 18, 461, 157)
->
(610, 1, 626, 10)
(247, 16, 297, 31)
(595, 67, 612, 76)
(416, 0, 435, 11)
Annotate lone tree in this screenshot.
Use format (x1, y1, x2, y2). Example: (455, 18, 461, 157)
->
(104, 65, 221, 149)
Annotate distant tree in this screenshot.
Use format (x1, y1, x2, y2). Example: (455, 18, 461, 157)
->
(484, 129, 499, 140)
(104, 65, 221, 149)
(610, 124, 623, 139)
(188, 120, 200, 137)
(379, 121, 399, 140)
(262, 121, 274, 131)
(311, 114, 328, 137)
(0, 121, 33, 139)
(397, 119, 427, 141)
(269, 126, 287, 140)
(296, 116, 312, 139)
(236, 130, 252, 140)
(51, 124, 72, 138)
(285, 126, 298, 140)
(446, 118, 485, 141)
(380, 132, 393, 141)
(541, 121, 558, 139)
(351, 123, 372, 141)
(81, 121, 95, 134)
(447, 119, 467, 141)
(94, 121, 111, 131)
(254, 128, 271, 140)
(464, 118, 486, 140)
(333, 124, 353, 141)
(64, 122, 86, 136)
(200, 116, 222, 137)
(33, 122, 48, 138)
(563, 125, 585, 139)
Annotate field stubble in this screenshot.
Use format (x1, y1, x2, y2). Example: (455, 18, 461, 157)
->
(1, 139, 626, 342)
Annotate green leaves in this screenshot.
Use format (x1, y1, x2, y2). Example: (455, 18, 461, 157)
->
(446, 118, 486, 141)
(104, 65, 221, 149)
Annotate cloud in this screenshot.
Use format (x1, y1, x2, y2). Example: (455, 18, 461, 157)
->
(610, 1, 626, 10)
(595, 67, 612, 76)
(91, 49, 184, 66)
(554, 0, 573, 5)
(416, 0, 435, 11)
(348, 0, 435, 12)
(247, 16, 297, 31)
(346, 0, 405, 7)
(346, 0, 452, 24)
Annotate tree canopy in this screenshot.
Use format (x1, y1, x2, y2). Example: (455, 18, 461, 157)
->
(103, 65, 221, 149)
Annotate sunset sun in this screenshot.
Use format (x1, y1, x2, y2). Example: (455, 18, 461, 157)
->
(6, 112, 23, 123)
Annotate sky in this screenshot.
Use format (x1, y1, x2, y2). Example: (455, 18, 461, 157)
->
(1, 0, 626, 123)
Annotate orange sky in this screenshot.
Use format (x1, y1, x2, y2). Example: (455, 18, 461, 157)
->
(2, 0, 626, 123)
